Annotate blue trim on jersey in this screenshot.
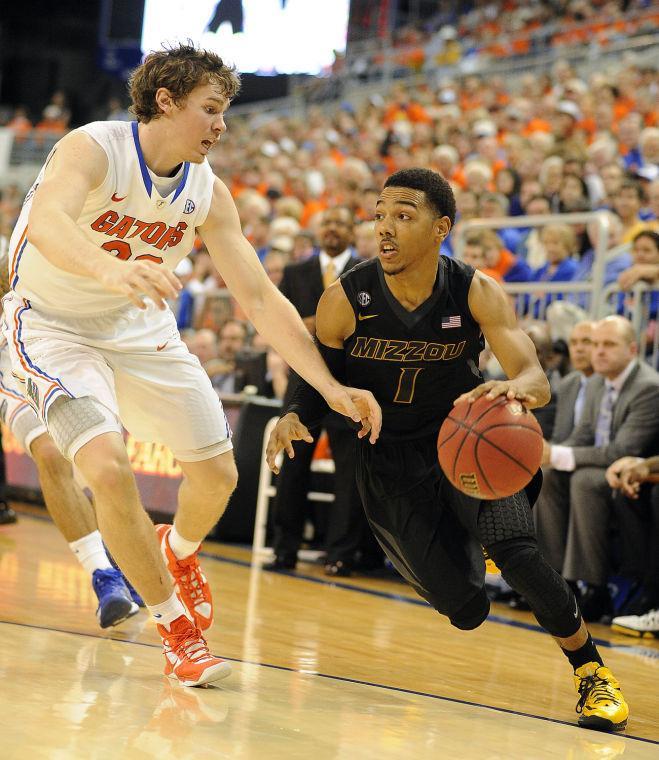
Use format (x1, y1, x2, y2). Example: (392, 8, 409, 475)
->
(131, 121, 153, 197)
(11, 239, 27, 289)
(170, 162, 190, 204)
(15, 301, 74, 399)
(43, 385, 64, 412)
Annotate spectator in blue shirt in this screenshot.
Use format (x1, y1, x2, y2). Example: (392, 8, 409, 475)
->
(574, 211, 631, 286)
(533, 224, 580, 283)
(478, 191, 524, 252)
(529, 223, 579, 317)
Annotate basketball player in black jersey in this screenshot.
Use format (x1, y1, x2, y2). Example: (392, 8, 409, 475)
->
(266, 168, 629, 732)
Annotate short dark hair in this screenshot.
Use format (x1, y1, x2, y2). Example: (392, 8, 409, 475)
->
(383, 168, 456, 225)
(633, 229, 659, 249)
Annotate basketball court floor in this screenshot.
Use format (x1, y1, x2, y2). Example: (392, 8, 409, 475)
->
(1, 509, 658, 759)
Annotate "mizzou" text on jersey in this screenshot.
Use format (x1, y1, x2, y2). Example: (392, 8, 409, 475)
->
(350, 336, 466, 363)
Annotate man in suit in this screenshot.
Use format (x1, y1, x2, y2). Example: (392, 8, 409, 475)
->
(535, 316, 659, 620)
(550, 321, 595, 444)
(267, 206, 379, 576)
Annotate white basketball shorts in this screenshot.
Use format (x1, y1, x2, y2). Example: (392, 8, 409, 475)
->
(1, 292, 232, 462)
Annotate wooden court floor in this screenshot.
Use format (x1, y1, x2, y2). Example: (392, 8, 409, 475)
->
(1, 510, 658, 760)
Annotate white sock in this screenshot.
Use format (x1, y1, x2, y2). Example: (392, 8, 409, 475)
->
(149, 592, 189, 628)
(69, 530, 113, 575)
(169, 524, 201, 560)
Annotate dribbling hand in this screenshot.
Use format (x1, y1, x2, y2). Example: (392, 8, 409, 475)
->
(454, 380, 538, 409)
(98, 258, 182, 310)
(266, 414, 314, 474)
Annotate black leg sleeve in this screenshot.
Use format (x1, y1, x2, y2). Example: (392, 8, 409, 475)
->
(478, 491, 582, 638)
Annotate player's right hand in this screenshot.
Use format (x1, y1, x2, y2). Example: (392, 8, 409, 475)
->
(98, 258, 182, 310)
(605, 456, 647, 497)
(266, 413, 314, 474)
(322, 385, 382, 443)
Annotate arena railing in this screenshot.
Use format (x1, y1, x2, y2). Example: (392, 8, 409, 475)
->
(453, 211, 611, 317)
(602, 281, 658, 368)
(453, 212, 658, 366)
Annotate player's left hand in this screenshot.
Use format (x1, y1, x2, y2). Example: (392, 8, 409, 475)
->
(322, 385, 381, 444)
(454, 380, 538, 408)
(266, 413, 314, 474)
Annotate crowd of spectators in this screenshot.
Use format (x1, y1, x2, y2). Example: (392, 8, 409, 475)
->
(338, 0, 659, 86)
(1, 48, 658, 393)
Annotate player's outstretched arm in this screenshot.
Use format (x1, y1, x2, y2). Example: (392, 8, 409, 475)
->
(455, 271, 551, 409)
(199, 178, 381, 438)
(27, 131, 180, 310)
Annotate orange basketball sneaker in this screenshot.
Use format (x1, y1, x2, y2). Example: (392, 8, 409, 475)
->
(157, 614, 231, 687)
(156, 524, 214, 631)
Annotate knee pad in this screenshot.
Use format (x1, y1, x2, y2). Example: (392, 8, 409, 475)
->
(47, 396, 121, 461)
(478, 489, 535, 545)
(449, 588, 490, 630)
(490, 538, 579, 638)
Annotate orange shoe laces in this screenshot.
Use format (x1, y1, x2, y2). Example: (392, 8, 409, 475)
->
(173, 555, 207, 606)
(164, 624, 213, 664)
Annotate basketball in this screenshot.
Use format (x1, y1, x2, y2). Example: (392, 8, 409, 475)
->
(437, 395, 543, 500)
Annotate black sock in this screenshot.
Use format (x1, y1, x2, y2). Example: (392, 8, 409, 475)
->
(562, 633, 604, 671)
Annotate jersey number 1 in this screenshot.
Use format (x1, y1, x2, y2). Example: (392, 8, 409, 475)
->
(393, 367, 423, 404)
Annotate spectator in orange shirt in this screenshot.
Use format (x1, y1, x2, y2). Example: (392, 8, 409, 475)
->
(462, 232, 503, 282)
(6, 106, 32, 140)
(479, 228, 532, 282)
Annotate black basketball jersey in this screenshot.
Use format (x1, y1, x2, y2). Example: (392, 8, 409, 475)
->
(340, 256, 484, 442)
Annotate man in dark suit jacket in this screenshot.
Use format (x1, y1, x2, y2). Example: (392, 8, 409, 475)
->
(523, 322, 557, 439)
(550, 321, 595, 444)
(536, 316, 659, 620)
(268, 206, 379, 576)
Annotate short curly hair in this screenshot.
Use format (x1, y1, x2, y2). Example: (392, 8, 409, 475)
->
(383, 168, 456, 225)
(129, 43, 241, 123)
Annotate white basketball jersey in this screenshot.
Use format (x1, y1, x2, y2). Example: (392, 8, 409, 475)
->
(8, 121, 215, 315)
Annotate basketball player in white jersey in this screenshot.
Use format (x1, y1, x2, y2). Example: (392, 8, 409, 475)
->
(0, 243, 141, 628)
(3, 44, 381, 687)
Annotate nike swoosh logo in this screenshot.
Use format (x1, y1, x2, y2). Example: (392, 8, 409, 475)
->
(573, 595, 580, 619)
(111, 192, 126, 202)
(153, 613, 163, 618)
(156, 342, 168, 351)
(358, 313, 379, 321)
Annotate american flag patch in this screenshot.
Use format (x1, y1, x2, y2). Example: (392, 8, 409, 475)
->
(441, 315, 461, 329)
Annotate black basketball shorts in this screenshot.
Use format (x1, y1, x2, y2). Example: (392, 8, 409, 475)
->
(355, 434, 542, 628)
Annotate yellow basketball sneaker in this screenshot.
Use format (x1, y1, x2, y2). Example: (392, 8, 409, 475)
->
(574, 662, 629, 732)
(482, 547, 500, 574)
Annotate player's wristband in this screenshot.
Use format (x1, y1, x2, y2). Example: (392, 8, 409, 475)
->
(284, 341, 347, 427)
